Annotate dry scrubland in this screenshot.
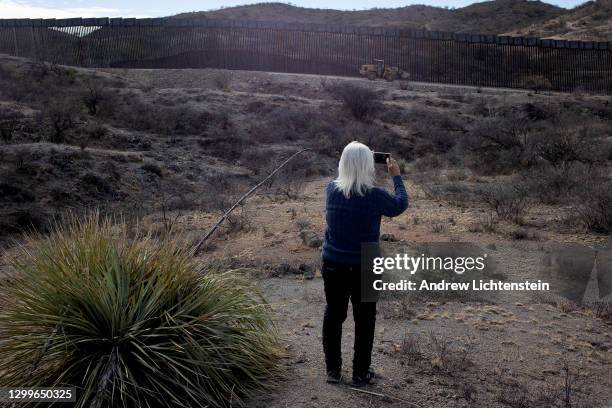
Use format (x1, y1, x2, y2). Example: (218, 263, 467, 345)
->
(0, 54, 611, 407)
(507, 0, 612, 41)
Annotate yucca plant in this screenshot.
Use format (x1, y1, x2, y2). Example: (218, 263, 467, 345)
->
(0, 215, 282, 407)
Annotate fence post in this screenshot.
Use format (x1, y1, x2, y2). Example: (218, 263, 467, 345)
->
(30, 25, 37, 60)
(12, 26, 18, 56)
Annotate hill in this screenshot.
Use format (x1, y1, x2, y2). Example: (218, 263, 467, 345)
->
(173, 1, 564, 35)
(504, 0, 612, 41)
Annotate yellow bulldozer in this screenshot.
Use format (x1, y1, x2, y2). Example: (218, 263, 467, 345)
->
(359, 59, 409, 82)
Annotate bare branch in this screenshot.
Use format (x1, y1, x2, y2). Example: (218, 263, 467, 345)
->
(191, 148, 312, 255)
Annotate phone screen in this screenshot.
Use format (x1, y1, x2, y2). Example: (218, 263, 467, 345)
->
(373, 152, 391, 164)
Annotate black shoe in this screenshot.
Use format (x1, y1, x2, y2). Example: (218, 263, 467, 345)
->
(326, 369, 342, 384)
(351, 367, 375, 387)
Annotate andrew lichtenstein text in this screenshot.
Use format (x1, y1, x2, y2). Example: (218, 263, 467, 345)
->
(371, 254, 550, 292)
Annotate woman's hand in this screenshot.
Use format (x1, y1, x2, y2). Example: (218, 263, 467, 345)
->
(387, 158, 401, 177)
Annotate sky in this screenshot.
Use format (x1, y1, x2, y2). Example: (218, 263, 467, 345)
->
(0, 0, 589, 18)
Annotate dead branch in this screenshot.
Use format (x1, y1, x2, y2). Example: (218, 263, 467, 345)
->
(348, 387, 423, 407)
(191, 148, 312, 255)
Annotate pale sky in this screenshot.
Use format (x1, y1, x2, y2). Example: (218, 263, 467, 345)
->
(0, 0, 589, 18)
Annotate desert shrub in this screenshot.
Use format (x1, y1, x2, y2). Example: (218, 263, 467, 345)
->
(510, 228, 538, 240)
(0, 182, 35, 203)
(198, 129, 247, 161)
(80, 173, 113, 195)
(160, 106, 211, 135)
(522, 75, 552, 94)
(295, 218, 312, 231)
(2, 61, 82, 103)
(376, 104, 410, 125)
(579, 98, 612, 120)
(427, 332, 474, 374)
(535, 126, 605, 169)
(522, 102, 556, 121)
(471, 98, 497, 117)
(327, 82, 381, 121)
(27, 61, 52, 82)
(12, 146, 28, 169)
(114, 101, 210, 136)
(589, 301, 612, 321)
(401, 333, 423, 365)
(469, 213, 498, 233)
(141, 161, 164, 177)
(266, 158, 316, 199)
(464, 114, 536, 174)
(43, 99, 80, 143)
(262, 106, 321, 142)
(49, 64, 79, 85)
(244, 100, 271, 114)
(520, 163, 602, 205)
(215, 108, 232, 130)
(475, 184, 528, 222)
(213, 71, 233, 91)
(430, 220, 447, 233)
(0, 117, 17, 143)
(410, 106, 466, 132)
(84, 121, 107, 140)
(497, 381, 531, 408)
(420, 182, 473, 205)
(314, 121, 354, 156)
(252, 105, 349, 155)
(0, 215, 282, 407)
(572, 182, 612, 234)
(224, 205, 254, 235)
(414, 129, 457, 157)
(0, 208, 47, 235)
(82, 79, 116, 116)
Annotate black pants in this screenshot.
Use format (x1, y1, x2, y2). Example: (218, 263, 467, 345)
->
(322, 259, 376, 376)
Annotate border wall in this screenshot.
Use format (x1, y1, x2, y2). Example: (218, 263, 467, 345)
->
(0, 17, 611, 93)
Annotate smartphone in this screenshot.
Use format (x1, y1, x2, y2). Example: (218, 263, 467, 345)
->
(373, 152, 391, 164)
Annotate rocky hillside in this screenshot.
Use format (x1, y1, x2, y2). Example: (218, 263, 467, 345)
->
(504, 0, 612, 41)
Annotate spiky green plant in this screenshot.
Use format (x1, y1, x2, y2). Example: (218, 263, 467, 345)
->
(0, 215, 282, 407)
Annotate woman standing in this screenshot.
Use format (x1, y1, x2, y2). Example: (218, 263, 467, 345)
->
(322, 141, 409, 387)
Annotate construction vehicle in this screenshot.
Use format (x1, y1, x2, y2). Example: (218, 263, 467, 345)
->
(359, 59, 409, 82)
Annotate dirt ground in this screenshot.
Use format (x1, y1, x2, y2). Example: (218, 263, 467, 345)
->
(1, 60, 611, 407)
(153, 174, 611, 408)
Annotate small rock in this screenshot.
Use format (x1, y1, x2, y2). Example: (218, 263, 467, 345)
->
(299, 263, 315, 279)
(299, 230, 322, 248)
(381, 233, 398, 242)
(591, 341, 612, 351)
(273, 263, 300, 276)
(272, 263, 290, 276)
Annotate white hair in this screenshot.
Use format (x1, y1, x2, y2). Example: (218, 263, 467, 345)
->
(333, 141, 375, 198)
